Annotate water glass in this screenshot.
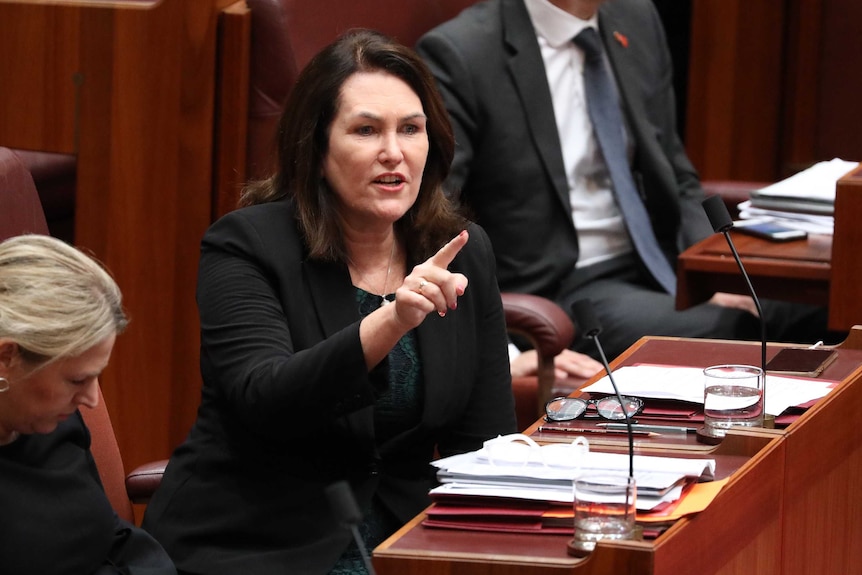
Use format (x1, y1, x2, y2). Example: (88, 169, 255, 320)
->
(702, 364, 764, 438)
(570, 474, 637, 556)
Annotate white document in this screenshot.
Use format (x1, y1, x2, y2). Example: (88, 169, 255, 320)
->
(582, 364, 835, 416)
(750, 158, 858, 204)
(429, 481, 684, 511)
(431, 449, 710, 511)
(432, 447, 714, 491)
(736, 204, 834, 235)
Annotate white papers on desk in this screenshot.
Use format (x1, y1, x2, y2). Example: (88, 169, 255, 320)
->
(749, 158, 858, 207)
(736, 158, 859, 234)
(582, 365, 835, 416)
(735, 206, 835, 235)
(430, 476, 686, 512)
(431, 448, 714, 511)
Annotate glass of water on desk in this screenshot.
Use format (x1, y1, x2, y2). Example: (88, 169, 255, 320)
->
(570, 474, 638, 557)
(702, 364, 764, 439)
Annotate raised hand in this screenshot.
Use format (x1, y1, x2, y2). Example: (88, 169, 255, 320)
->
(392, 230, 470, 329)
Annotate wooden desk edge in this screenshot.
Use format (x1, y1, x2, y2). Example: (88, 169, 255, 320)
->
(374, 514, 586, 568)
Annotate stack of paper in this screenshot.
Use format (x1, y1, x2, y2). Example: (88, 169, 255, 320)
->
(736, 158, 859, 235)
(422, 437, 717, 537)
(425, 478, 729, 536)
(582, 364, 836, 417)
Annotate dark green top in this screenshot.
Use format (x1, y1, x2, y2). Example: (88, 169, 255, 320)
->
(329, 289, 424, 575)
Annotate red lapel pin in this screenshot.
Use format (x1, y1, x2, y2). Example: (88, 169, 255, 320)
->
(614, 31, 629, 48)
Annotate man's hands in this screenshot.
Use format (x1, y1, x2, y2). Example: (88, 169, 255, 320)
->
(709, 292, 759, 317)
(510, 348, 603, 381)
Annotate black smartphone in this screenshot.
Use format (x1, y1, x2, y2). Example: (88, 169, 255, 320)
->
(765, 348, 837, 377)
(733, 220, 808, 242)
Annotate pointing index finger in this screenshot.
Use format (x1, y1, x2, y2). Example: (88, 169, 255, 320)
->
(430, 230, 469, 269)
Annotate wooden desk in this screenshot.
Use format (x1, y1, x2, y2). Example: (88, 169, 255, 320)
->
(677, 166, 862, 332)
(676, 231, 832, 309)
(373, 330, 862, 574)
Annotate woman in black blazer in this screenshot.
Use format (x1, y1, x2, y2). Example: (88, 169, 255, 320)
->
(143, 29, 516, 574)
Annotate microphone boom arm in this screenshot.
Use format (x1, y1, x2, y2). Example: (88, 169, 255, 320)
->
(570, 299, 635, 478)
(720, 228, 767, 384)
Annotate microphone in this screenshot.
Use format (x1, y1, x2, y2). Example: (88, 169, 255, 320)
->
(325, 480, 378, 575)
(570, 299, 634, 478)
(701, 195, 767, 428)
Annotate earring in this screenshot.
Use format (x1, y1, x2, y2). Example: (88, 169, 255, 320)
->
(0, 377, 9, 393)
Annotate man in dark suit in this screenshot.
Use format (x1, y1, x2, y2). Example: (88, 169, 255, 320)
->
(417, 0, 827, 360)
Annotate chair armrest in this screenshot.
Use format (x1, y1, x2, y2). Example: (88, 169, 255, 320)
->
(125, 459, 169, 504)
(702, 180, 769, 219)
(501, 292, 574, 359)
(501, 293, 575, 416)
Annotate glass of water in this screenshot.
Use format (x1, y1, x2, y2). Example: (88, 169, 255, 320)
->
(570, 474, 637, 557)
(702, 364, 764, 439)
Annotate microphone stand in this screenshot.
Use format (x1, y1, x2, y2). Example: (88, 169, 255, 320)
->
(701, 195, 768, 427)
(571, 299, 634, 478)
(325, 480, 378, 575)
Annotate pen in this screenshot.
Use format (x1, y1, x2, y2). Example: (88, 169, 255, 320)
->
(537, 425, 656, 437)
(596, 423, 694, 434)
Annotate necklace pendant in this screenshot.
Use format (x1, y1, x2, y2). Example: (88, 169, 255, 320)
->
(380, 296, 392, 307)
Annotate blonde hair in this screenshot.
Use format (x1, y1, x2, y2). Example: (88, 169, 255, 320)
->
(0, 234, 127, 366)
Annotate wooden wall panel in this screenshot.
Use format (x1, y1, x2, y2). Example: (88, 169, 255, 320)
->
(687, 0, 861, 182)
(212, 1, 251, 220)
(780, 0, 824, 174)
(685, 0, 786, 182)
(813, 0, 862, 162)
(0, 0, 236, 471)
(0, 5, 81, 153)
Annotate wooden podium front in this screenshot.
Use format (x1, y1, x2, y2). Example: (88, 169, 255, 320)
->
(374, 330, 862, 575)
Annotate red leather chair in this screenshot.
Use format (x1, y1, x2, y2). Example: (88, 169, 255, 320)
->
(0, 147, 51, 241)
(9, 149, 76, 244)
(502, 293, 586, 430)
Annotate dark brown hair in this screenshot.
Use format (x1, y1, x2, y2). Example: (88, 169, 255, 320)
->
(240, 28, 465, 262)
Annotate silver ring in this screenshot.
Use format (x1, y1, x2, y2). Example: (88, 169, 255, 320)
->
(418, 279, 428, 293)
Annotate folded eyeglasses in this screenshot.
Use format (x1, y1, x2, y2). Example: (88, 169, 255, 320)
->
(545, 395, 644, 422)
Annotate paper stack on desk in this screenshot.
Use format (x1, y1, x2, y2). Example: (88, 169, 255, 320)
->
(422, 435, 718, 536)
(737, 157, 859, 234)
(582, 364, 836, 417)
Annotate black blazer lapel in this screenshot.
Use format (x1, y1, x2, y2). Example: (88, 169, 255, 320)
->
(502, 0, 571, 214)
(599, 8, 666, 190)
(303, 258, 360, 338)
(416, 307, 459, 425)
(303, 258, 378, 452)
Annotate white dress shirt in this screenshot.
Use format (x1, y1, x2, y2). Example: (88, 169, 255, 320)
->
(523, 0, 634, 268)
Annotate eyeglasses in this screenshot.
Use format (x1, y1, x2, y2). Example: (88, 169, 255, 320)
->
(545, 395, 644, 422)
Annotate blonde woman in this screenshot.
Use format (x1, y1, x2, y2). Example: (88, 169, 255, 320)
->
(0, 234, 175, 575)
